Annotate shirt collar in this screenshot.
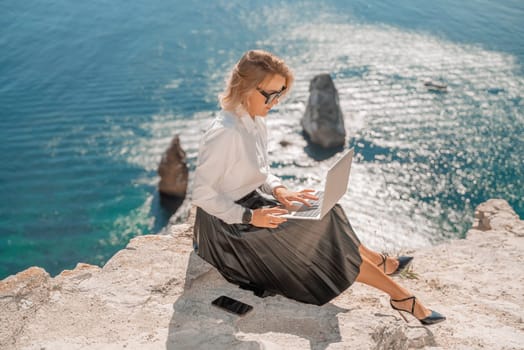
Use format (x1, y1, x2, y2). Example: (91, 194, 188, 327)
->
(232, 106, 257, 135)
(240, 114, 257, 135)
(222, 108, 258, 135)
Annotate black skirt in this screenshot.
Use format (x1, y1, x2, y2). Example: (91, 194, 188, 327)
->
(193, 190, 362, 306)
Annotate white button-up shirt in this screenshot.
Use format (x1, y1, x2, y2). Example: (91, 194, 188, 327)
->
(192, 110, 283, 224)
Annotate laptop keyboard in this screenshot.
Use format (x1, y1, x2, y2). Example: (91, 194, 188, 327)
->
(293, 191, 324, 217)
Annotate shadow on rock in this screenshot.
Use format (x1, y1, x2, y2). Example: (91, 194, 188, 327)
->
(166, 252, 352, 350)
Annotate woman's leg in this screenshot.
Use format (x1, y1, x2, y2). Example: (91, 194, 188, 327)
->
(356, 253, 431, 320)
(359, 244, 399, 274)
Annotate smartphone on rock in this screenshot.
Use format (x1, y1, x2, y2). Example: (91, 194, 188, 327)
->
(211, 295, 253, 316)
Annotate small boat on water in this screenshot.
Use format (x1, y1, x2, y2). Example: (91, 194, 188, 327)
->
(424, 80, 448, 91)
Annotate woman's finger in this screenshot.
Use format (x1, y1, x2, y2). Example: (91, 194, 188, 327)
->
(299, 189, 319, 200)
(302, 193, 319, 200)
(263, 212, 286, 227)
(290, 196, 314, 207)
(265, 216, 279, 227)
(264, 207, 289, 214)
(269, 215, 287, 223)
(277, 196, 292, 207)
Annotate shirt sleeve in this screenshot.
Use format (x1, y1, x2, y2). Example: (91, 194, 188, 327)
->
(259, 173, 284, 195)
(191, 127, 245, 224)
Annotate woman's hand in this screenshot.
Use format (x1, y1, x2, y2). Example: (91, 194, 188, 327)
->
(273, 187, 319, 208)
(251, 207, 289, 229)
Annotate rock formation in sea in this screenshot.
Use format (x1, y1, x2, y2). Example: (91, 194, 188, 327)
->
(302, 74, 346, 149)
(157, 134, 188, 198)
(1, 199, 522, 349)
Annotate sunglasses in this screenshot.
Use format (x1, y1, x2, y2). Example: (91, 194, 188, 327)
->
(256, 85, 286, 104)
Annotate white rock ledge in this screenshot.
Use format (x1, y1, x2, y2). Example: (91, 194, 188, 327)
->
(1, 199, 523, 350)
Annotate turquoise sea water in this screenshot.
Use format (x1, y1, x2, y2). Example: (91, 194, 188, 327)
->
(1, 0, 523, 279)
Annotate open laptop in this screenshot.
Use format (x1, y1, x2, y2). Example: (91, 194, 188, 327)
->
(279, 148, 354, 220)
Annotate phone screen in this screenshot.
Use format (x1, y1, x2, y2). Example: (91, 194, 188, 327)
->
(211, 295, 253, 316)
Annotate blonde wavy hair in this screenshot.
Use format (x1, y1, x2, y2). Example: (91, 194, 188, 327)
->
(219, 50, 294, 112)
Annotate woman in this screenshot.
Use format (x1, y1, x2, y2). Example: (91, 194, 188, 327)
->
(192, 50, 445, 325)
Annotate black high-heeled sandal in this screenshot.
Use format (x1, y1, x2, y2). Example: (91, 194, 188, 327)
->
(378, 253, 413, 275)
(390, 296, 446, 325)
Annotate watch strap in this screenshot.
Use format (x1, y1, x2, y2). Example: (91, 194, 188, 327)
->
(242, 208, 253, 224)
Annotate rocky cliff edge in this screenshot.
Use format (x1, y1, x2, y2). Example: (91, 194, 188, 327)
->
(1, 199, 523, 350)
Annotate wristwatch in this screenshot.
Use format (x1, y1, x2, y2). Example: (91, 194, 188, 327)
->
(242, 208, 253, 224)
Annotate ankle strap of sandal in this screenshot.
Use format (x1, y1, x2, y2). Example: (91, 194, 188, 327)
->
(391, 296, 416, 313)
(377, 253, 388, 273)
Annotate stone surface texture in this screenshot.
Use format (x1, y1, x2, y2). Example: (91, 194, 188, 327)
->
(1, 199, 523, 350)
